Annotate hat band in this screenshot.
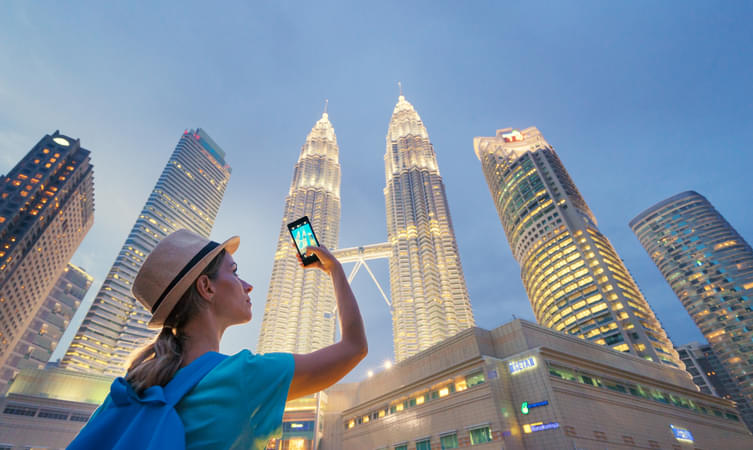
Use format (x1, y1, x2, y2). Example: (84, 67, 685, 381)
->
(151, 241, 220, 314)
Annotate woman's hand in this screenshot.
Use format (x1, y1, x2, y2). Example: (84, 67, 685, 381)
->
(295, 245, 342, 275)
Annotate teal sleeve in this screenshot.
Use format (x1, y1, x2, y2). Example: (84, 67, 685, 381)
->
(235, 351, 296, 446)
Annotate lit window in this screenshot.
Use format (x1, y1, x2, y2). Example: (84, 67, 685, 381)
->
(469, 426, 492, 445)
(288, 438, 305, 450)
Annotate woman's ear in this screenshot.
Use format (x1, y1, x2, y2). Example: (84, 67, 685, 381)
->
(195, 274, 215, 301)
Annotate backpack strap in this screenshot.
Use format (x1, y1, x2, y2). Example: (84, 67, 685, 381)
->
(163, 351, 228, 406)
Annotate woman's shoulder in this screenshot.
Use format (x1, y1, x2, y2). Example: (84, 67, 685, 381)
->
(215, 350, 295, 379)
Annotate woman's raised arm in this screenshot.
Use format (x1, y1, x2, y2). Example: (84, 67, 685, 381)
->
(287, 246, 368, 400)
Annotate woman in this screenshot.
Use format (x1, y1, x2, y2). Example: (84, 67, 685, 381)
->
(79, 228, 367, 449)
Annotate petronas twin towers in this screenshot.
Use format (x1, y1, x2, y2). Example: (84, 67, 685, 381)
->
(258, 96, 474, 361)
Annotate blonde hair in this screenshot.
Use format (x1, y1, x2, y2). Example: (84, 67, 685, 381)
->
(125, 249, 226, 394)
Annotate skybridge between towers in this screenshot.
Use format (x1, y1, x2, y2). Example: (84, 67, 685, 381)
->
(331, 242, 392, 309)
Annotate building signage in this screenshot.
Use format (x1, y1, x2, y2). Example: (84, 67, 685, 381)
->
(670, 425, 694, 443)
(521, 400, 549, 414)
(523, 422, 560, 433)
(508, 357, 536, 374)
(502, 130, 523, 143)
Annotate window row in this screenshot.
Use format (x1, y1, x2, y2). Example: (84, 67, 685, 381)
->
(346, 371, 486, 430)
(548, 363, 739, 422)
(3, 404, 90, 422)
(382, 426, 492, 450)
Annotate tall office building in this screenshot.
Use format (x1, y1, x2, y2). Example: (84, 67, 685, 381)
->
(474, 127, 681, 367)
(677, 342, 738, 399)
(258, 112, 341, 354)
(630, 191, 753, 430)
(384, 95, 474, 362)
(0, 264, 92, 387)
(61, 129, 231, 375)
(0, 131, 94, 384)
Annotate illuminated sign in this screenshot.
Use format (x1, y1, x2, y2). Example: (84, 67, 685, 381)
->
(523, 422, 560, 433)
(670, 425, 694, 443)
(52, 137, 70, 146)
(509, 357, 536, 374)
(521, 400, 549, 414)
(502, 130, 523, 143)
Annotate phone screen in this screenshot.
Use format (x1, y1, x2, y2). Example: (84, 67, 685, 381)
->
(290, 220, 318, 255)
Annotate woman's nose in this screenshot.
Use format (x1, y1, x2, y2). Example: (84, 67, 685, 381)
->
(243, 280, 253, 293)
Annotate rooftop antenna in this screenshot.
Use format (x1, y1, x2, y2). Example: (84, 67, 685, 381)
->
(398, 81, 403, 97)
(324, 99, 328, 115)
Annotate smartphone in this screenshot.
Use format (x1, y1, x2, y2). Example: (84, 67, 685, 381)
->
(287, 216, 320, 265)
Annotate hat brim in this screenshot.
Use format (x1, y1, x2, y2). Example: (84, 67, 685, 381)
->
(147, 235, 240, 329)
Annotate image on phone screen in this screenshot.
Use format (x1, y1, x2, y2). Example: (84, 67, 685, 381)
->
(291, 222, 317, 254)
(287, 216, 320, 265)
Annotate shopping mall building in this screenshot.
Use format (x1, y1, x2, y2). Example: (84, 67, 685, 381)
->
(2, 320, 752, 449)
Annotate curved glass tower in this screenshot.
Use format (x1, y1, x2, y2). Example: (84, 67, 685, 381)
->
(258, 112, 341, 354)
(385, 95, 474, 362)
(474, 127, 681, 367)
(61, 129, 231, 376)
(630, 191, 753, 429)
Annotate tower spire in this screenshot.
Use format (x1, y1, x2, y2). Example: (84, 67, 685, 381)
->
(398, 81, 403, 98)
(258, 103, 342, 355)
(383, 96, 474, 362)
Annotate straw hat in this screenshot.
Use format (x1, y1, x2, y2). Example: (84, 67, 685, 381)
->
(132, 229, 240, 328)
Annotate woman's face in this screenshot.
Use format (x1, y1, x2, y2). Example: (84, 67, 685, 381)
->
(210, 252, 253, 327)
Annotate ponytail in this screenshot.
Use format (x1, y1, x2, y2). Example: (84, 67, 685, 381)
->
(125, 249, 226, 394)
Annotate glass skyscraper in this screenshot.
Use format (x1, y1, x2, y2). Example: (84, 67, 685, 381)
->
(474, 127, 681, 367)
(258, 112, 341, 354)
(384, 95, 474, 362)
(630, 190, 753, 429)
(0, 131, 94, 388)
(61, 129, 231, 376)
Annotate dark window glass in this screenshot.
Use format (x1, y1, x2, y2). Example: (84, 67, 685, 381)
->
(466, 372, 486, 387)
(440, 434, 458, 449)
(469, 427, 492, 445)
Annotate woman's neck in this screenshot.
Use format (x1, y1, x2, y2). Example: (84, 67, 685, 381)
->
(180, 311, 224, 367)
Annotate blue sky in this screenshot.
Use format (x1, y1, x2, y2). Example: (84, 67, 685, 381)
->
(1, 1, 752, 381)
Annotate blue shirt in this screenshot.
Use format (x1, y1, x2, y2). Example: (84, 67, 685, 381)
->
(175, 350, 295, 450)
